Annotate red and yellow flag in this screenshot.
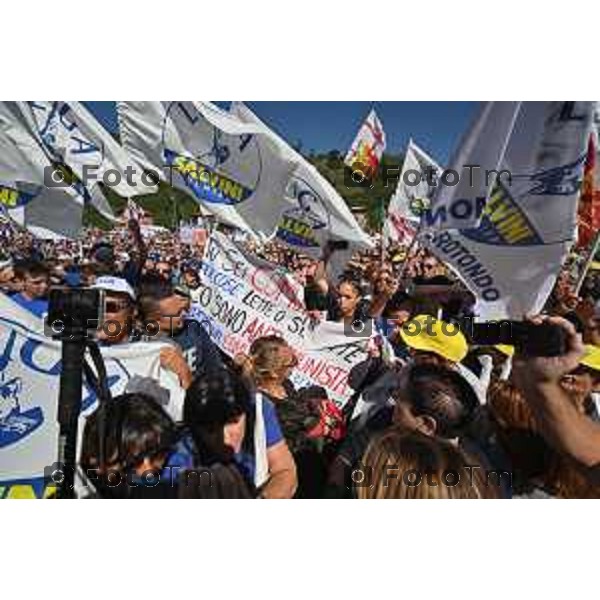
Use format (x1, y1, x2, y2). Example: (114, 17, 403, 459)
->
(577, 133, 600, 248)
(344, 108, 386, 181)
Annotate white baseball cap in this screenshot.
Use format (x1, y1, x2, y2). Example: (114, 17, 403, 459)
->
(0, 257, 13, 270)
(93, 276, 136, 300)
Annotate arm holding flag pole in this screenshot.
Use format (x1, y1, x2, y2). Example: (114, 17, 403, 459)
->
(171, 189, 179, 231)
(396, 217, 424, 287)
(122, 199, 148, 286)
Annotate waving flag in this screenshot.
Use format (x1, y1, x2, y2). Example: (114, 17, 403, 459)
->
(576, 133, 600, 249)
(425, 101, 595, 320)
(23, 102, 158, 222)
(27, 102, 156, 197)
(231, 101, 372, 254)
(384, 139, 442, 244)
(383, 214, 417, 245)
(117, 101, 295, 235)
(0, 102, 85, 238)
(0, 202, 16, 234)
(344, 108, 386, 182)
(423, 102, 522, 232)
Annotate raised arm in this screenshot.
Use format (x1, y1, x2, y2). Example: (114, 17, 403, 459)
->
(513, 315, 600, 470)
(367, 268, 398, 319)
(127, 218, 148, 275)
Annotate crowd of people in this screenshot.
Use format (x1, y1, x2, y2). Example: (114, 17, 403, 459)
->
(2, 215, 600, 499)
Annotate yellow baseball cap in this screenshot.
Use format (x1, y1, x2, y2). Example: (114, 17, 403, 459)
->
(400, 314, 469, 363)
(495, 344, 514, 357)
(580, 345, 600, 371)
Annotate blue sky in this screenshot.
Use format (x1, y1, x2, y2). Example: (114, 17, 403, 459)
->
(84, 101, 478, 164)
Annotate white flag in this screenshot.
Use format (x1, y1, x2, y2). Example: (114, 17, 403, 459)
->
(0, 102, 85, 238)
(344, 108, 386, 180)
(231, 101, 373, 254)
(24, 102, 157, 223)
(425, 101, 595, 320)
(423, 101, 522, 231)
(27, 101, 157, 200)
(117, 101, 295, 235)
(385, 139, 442, 244)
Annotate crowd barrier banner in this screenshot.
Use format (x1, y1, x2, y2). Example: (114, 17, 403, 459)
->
(193, 232, 369, 405)
(0, 294, 181, 499)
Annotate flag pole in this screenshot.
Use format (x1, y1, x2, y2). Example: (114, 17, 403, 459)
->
(171, 191, 179, 231)
(575, 230, 600, 295)
(397, 231, 420, 288)
(380, 196, 386, 267)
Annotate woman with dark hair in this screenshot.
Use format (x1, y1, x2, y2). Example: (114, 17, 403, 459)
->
(172, 369, 257, 497)
(181, 365, 297, 498)
(81, 393, 179, 498)
(183, 369, 253, 466)
(303, 256, 371, 328)
(81, 391, 252, 498)
(328, 274, 370, 327)
(327, 362, 483, 497)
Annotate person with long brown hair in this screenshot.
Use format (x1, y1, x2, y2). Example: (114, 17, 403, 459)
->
(357, 428, 498, 499)
(241, 335, 337, 497)
(245, 335, 299, 402)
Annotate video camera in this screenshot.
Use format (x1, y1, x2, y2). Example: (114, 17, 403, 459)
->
(45, 287, 115, 498)
(469, 320, 569, 357)
(45, 287, 106, 340)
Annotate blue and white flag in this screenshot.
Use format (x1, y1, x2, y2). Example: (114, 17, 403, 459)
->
(231, 101, 373, 254)
(26, 101, 159, 222)
(117, 101, 295, 234)
(0, 102, 85, 238)
(425, 102, 595, 320)
(423, 101, 522, 232)
(27, 101, 156, 198)
(384, 139, 442, 244)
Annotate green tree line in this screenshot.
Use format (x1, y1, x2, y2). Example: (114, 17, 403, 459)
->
(83, 151, 404, 233)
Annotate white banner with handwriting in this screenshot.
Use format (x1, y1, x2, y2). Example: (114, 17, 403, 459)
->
(193, 232, 369, 405)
